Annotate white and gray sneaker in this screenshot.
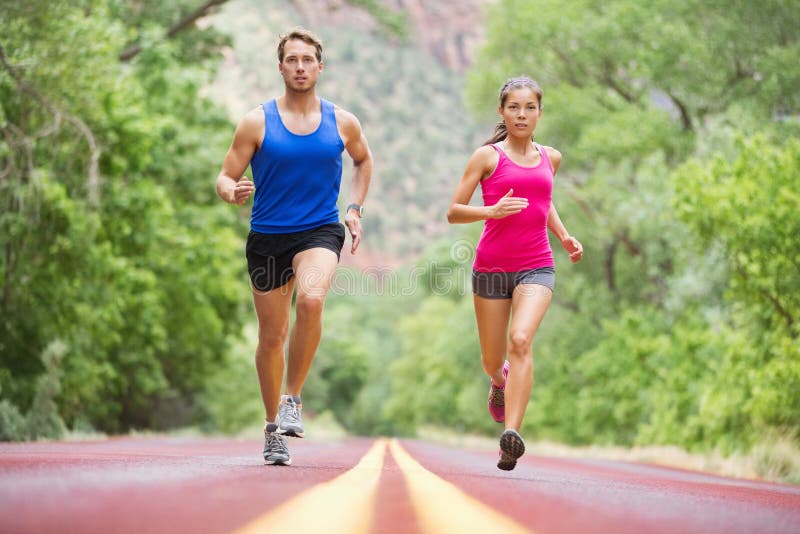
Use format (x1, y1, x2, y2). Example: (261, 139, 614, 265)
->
(276, 395, 304, 438)
(263, 423, 291, 466)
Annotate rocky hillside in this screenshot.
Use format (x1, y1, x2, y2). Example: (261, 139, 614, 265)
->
(289, 0, 487, 71)
(208, 0, 493, 267)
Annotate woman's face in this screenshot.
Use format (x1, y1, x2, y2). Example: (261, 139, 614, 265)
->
(499, 88, 542, 139)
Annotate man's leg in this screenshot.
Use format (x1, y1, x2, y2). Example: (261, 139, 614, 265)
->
(252, 278, 295, 465)
(252, 279, 295, 423)
(273, 247, 338, 438)
(285, 247, 339, 396)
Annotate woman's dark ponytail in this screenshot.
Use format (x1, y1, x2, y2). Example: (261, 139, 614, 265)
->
(484, 122, 508, 145)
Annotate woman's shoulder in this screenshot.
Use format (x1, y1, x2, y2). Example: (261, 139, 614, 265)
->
(540, 144, 562, 166)
(470, 144, 500, 171)
(474, 144, 499, 157)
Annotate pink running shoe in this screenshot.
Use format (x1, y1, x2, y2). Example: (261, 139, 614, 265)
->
(497, 429, 525, 471)
(488, 360, 510, 423)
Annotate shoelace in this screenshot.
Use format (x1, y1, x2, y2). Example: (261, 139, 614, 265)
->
(282, 400, 301, 422)
(266, 432, 288, 454)
(489, 386, 505, 406)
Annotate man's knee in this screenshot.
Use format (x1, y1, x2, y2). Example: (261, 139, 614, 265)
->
(258, 325, 288, 351)
(295, 293, 325, 318)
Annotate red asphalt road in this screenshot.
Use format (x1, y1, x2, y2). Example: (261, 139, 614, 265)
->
(1, 436, 799, 533)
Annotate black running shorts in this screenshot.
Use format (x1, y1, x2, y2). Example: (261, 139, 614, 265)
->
(246, 223, 346, 292)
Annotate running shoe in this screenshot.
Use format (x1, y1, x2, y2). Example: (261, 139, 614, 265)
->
(488, 360, 510, 423)
(276, 395, 304, 438)
(263, 423, 291, 466)
(497, 429, 525, 471)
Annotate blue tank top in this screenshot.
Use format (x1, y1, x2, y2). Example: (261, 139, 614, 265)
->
(250, 98, 344, 233)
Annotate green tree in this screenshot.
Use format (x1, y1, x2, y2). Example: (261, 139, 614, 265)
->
(673, 135, 800, 448)
(436, 0, 800, 450)
(1, 1, 249, 437)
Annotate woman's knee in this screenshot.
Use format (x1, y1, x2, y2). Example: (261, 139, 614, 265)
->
(508, 330, 532, 356)
(481, 355, 505, 375)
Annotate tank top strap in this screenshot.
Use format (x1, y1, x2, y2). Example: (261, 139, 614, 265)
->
(262, 99, 277, 116)
(320, 98, 338, 126)
(491, 142, 508, 160)
(259, 99, 278, 148)
(535, 143, 554, 174)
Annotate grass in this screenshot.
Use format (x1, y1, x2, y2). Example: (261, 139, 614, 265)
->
(417, 425, 800, 486)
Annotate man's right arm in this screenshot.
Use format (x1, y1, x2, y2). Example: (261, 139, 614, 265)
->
(216, 107, 262, 205)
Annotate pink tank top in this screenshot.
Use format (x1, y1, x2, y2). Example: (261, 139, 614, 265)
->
(473, 143, 554, 272)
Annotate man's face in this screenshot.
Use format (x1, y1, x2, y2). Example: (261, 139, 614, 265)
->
(279, 39, 322, 93)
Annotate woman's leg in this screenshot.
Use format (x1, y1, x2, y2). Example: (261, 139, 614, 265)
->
(473, 295, 512, 386)
(504, 284, 552, 431)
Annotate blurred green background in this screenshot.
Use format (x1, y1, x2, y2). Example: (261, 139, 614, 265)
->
(1, 0, 798, 481)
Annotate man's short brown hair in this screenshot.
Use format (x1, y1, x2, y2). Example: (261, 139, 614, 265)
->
(277, 27, 323, 63)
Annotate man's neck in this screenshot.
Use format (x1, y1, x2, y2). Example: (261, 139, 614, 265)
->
(280, 90, 319, 114)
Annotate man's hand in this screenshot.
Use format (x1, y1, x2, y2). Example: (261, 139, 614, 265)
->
(344, 211, 362, 254)
(230, 178, 255, 205)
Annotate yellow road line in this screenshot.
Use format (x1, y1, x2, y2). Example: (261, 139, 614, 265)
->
(232, 439, 387, 534)
(389, 439, 532, 533)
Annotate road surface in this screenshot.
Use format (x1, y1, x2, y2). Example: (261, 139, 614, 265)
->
(1, 436, 799, 533)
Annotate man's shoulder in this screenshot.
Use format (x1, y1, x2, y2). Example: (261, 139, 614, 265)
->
(331, 102, 358, 121)
(243, 104, 266, 123)
(238, 105, 266, 130)
(230, 105, 265, 146)
(331, 103, 363, 140)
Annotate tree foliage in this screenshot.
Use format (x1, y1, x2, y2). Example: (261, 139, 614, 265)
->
(370, 0, 800, 455)
(1, 0, 248, 437)
(2, 0, 798, 465)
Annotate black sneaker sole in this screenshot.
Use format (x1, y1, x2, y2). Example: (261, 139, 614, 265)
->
(498, 430, 525, 471)
(276, 428, 304, 438)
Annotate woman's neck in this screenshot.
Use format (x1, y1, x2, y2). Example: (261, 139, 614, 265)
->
(502, 137, 535, 155)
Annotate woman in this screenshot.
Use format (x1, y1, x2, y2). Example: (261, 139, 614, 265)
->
(447, 77, 583, 471)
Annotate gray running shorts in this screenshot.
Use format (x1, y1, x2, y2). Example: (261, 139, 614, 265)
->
(472, 267, 555, 299)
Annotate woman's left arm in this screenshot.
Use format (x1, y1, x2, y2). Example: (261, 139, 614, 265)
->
(545, 146, 583, 263)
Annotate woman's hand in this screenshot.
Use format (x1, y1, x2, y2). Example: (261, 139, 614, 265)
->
(561, 236, 583, 263)
(489, 189, 529, 219)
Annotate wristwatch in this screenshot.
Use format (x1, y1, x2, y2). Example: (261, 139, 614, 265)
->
(346, 203, 364, 217)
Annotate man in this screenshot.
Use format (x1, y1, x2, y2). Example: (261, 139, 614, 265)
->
(216, 27, 372, 466)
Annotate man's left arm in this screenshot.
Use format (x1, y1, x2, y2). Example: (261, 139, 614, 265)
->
(339, 110, 373, 254)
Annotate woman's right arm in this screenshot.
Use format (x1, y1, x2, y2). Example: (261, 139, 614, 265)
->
(446, 146, 528, 224)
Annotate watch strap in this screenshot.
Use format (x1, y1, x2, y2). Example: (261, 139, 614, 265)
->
(346, 203, 363, 216)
